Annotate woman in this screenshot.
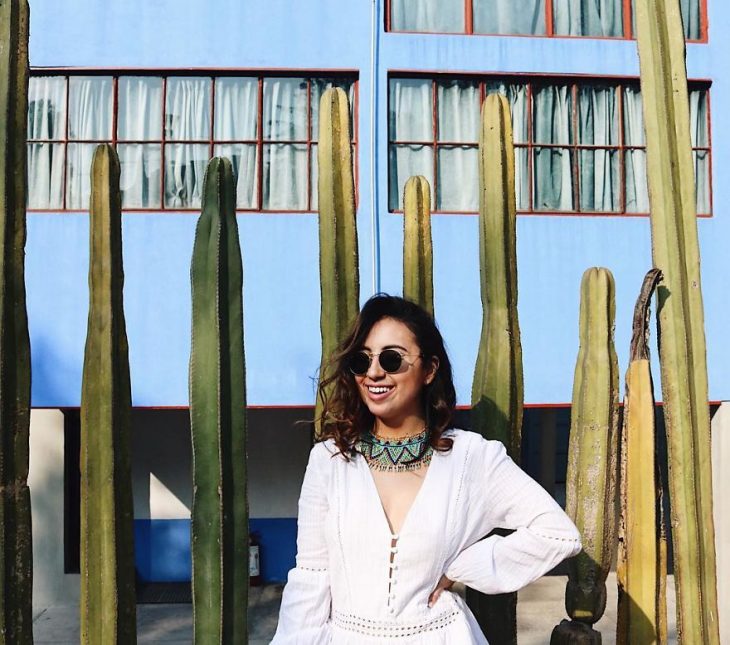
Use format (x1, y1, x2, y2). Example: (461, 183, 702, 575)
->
(272, 295, 581, 644)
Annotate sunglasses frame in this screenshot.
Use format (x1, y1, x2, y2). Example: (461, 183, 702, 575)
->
(348, 349, 424, 376)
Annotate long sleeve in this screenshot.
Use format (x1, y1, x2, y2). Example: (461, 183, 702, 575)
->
(445, 436, 581, 595)
(271, 443, 332, 644)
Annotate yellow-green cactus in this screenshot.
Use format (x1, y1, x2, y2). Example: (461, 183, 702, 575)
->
(403, 176, 434, 316)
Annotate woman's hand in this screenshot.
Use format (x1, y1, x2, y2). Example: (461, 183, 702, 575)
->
(427, 574, 455, 607)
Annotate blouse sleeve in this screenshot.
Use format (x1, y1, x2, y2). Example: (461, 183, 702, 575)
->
(271, 442, 332, 644)
(445, 436, 582, 595)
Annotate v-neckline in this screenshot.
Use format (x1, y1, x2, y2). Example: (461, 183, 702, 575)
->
(359, 451, 438, 538)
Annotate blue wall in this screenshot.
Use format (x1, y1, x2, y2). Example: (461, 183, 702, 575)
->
(27, 0, 730, 406)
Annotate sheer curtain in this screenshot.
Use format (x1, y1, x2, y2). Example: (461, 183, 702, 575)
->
(67, 76, 112, 209)
(118, 77, 163, 208)
(474, 0, 545, 35)
(27, 76, 66, 208)
(388, 79, 434, 210)
(689, 89, 709, 213)
(622, 86, 648, 213)
(554, 0, 623, 36)
(681, 0, 700, 39)
(164, 77, 210, 209)
(390, 0, 464, 33)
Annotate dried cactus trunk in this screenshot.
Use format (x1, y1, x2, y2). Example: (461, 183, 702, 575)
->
(189, 157, 248, 644)
(403, 176, 433, 316)
(616, 269, 666, 645)
(634, 0, 720, 642)
(468, 93, 523, 645)
(80, 144, 136, 644)
(315, 87, 359, 432)
(552, 268, 619, 645)
(0, 1, 33, 642)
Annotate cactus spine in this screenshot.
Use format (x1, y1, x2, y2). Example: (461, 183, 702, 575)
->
(0, 1, 33, 641)
(80, 144, 136, 644)
(616, 268, 667, 645)
(634, 0, 720, 642)
(551, 268, 619, 645)
(316, 87, 359, 431)
(403, 176, 434, 316)
(189, 157, 248, 644)
(468, 93, 523, 645)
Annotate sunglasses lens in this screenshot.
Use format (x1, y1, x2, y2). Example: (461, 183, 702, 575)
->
(349, 352, 371, 375)
(379, 349, 404, 373)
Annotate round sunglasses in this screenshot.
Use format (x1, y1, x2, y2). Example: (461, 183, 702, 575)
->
(348, 349, 423, 375)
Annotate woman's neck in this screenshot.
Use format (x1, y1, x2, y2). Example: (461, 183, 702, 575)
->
(372, 415, 427, 441)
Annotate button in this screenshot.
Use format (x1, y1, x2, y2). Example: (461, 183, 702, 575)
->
(391, 579, 397, 585)
(389, 607, 395, 614)
(390, 547, 399, 554)
(391, 533, 399, 540)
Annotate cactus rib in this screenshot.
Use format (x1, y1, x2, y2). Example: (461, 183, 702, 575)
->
(403, 176, 434, 316)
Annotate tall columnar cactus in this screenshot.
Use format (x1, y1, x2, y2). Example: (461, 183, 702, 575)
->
(616, 268, 667, 645)
(316, 87, 359, 431)
(403, 175, 434, 316)
(468, 93, 523, 645)
(189, 157, 248, 644)
(551, 268, 619, 645)
(0, 1, 32, 641)
(80, 144, 136, 644)
(634, 1, 720, 642)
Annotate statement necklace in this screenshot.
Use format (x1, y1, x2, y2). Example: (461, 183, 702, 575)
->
(356, 427, 433, 472)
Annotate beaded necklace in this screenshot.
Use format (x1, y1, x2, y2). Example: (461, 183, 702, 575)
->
(356, 427, 433, 472)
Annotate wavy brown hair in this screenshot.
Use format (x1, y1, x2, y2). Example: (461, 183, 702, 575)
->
(317, 294, 456, 459)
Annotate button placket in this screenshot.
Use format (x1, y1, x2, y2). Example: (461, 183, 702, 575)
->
(387, 532, 400, 613)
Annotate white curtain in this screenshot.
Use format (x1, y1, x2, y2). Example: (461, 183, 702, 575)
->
(164, 77, 210, 208)
(622, 86, 648, 213)
(681, 0, 700, 39)
(554, 0, 623, 37)
(27, 76, 66, 208)
(118, 77, 163, 209)
(689, 89, 709, 213)
(66, 76, 112, 209)
(391, 0, 464, 33)
(474, 0, 545, 35)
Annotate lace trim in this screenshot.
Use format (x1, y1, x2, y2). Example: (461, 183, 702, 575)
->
(297, 565, 327, 572)
(332, 608, 459, 637)
(532, 530, 581, 544)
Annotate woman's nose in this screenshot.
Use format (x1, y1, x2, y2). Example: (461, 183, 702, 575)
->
(366, 354, 385, 378)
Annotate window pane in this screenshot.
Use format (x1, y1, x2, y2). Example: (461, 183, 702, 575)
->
(118, 144, 162, 208)
(28, 77, 66, 140)
(389, 79, 432, 142)
(165, 77, 211, 141)
(262, 144, 308, 209)
(311, 79, 356, 141)
(215, 77, 258, 141)
(310, 144, 318, 211)
(625, 149, 649, 213)
(515, 147, 530, 210)
(263, 78, 308, 142)
(164, 143, 208, 208)
(437, 146, 477, 211)
(214, 143, 259, 209)
(689, 89, 708, 147)
(622, 86, 644, 146)
(533, 85, 573, 145)
(681, 0, 701, 39)
(579, 149, 619, 211)
(486, 83, 528, 143)
(66, 143, 97, 208)
(694, 149, 710, 214)
(474, 0, 546, 35)
(437, 80, 479, 142)
(390, 0, 465, 33)
(118, 77, 163, 141)
(27, 143, 64, 208)
(68, 76, 112, 140)
(579, 86, 618, 145)
(388, 144, 434, 210)
(534, 147, 574, 210)
(553, 0, 624, 37)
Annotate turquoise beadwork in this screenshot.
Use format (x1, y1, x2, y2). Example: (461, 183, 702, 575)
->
(356, 428, 433, 472)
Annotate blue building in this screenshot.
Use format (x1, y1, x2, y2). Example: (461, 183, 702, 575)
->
(25, 0, 728, 623)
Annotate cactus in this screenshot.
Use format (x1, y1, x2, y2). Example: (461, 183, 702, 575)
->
(634, 0, 720, 642)
(616, 268, 667, 645)
(403, 176, 434, 316)
(189, 157, 248, 644)
(315, 87, 359, 431)
(80, 144, 136, 644)
(551, 267, 619, 645)
(467, 93, 523, 645)
(0, 1, 33, 641)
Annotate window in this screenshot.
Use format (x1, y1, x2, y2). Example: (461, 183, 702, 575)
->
(388, 76, 711, 216)
(27, 72, 357, 212)
(388, 0, 706, 41)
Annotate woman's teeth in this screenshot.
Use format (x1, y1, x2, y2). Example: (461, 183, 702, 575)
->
(368, 386, 392, 394)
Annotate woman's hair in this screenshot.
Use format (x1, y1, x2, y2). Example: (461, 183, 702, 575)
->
(317, 294, 456, 459)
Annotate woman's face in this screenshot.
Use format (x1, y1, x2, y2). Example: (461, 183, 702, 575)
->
(354, 317, 437, 429)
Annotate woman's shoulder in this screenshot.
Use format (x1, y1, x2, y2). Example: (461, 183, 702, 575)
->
(443, 428, 507, 457)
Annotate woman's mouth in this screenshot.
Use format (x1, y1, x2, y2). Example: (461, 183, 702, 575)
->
(365, 385, 394, 400)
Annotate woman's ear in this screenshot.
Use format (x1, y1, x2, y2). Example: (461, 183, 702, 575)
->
(425, 357, 440, 385)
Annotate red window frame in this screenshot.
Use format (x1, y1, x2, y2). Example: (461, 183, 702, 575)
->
(26, 69, 359, 214)
(385, 0, 709, 43)
(388, 73, 712, 217)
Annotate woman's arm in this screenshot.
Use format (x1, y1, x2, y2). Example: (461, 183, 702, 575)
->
(271, 442, 332, 644)
(445, 437, 581, 595)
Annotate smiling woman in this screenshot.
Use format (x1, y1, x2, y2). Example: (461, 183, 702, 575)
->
(271, 294, 582, 644)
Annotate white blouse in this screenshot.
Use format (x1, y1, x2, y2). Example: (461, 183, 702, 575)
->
(271, 429, 582, 644)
